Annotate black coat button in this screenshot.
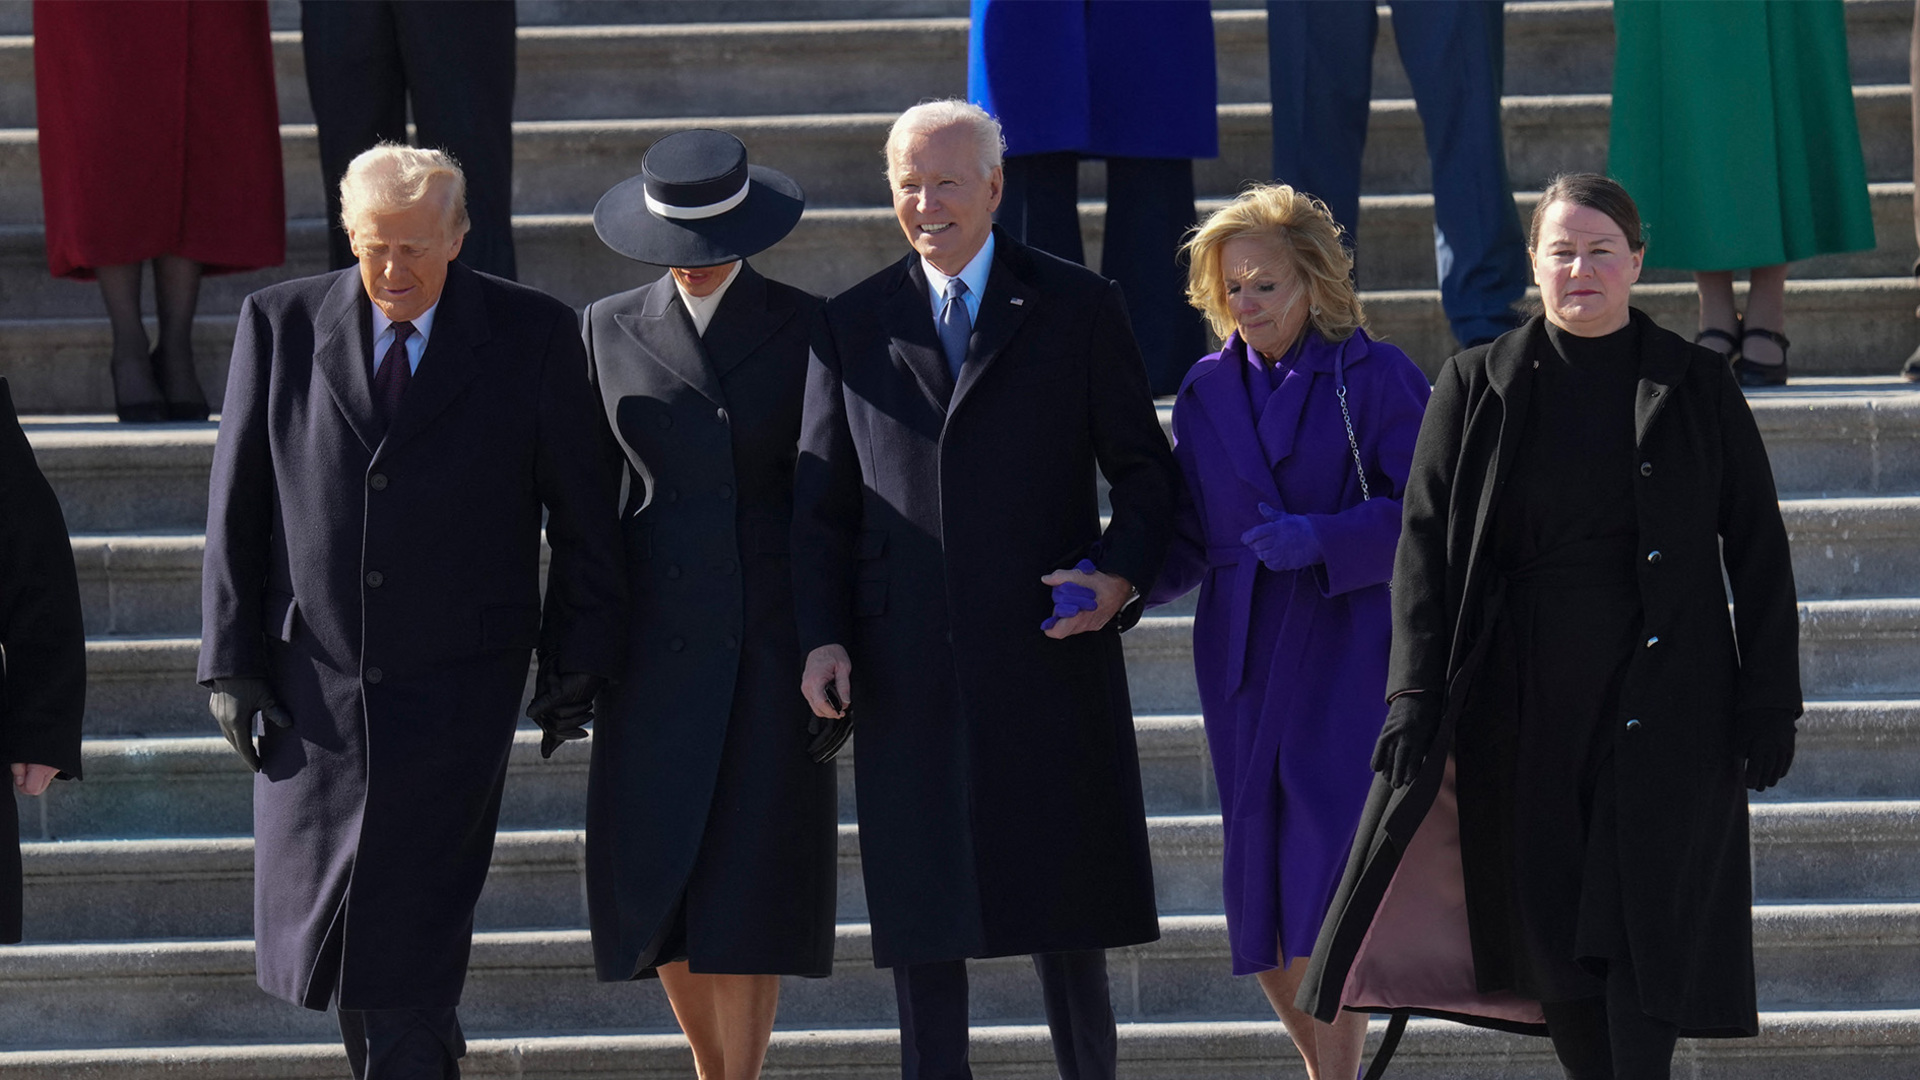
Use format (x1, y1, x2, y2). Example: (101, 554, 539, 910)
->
(366, 667, 384, 684)
(1640, 462, 1654, 477)
(1645, 635, 1660, 648)
(666, 564, 681, 580)
(715, 408, 727, 423)
(1625, 718, 1641, 731)
(718, 484, 733, 500)
(365, 571, 384, 588)
(1646, 550, 1662, 563)
(369, 473, 388, 491)
(668, 637, 686, 652)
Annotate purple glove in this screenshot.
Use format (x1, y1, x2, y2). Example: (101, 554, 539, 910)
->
(1240, 503, 1322, 571)
(1042, 558, 1100, 630)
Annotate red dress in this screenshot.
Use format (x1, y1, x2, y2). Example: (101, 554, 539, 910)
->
(34, 0, 285, 281)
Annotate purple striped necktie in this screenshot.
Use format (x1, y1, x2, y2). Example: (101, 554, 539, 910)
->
(373, 321, 415, 430)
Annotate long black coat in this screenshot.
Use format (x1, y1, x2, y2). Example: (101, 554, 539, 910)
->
(0, 379, 85, 945)
(198, 263, 626, 1010)
(792, 231, 1177, 967)
(1301, 312, 1801, 1036)
(580, 264, 836, 981)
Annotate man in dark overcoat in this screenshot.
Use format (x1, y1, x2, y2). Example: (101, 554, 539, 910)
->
(792, 100, 1178, 1080)
(198, 146, 624, 1079)
(1, 378, 86, 946)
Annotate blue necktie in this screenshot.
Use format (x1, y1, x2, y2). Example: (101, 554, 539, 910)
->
(938, 278, 971, 380)
(372, 321, 414, 432)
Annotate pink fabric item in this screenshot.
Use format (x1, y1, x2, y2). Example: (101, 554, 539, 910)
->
(1341, 756, 1544, 1026)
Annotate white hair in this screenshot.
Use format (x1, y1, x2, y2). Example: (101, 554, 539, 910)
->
(883, 99, 1006, 182)
(339, 143, 471, 238)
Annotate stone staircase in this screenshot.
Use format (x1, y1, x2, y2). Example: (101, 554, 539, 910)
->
(5, 1, 1919, 1077)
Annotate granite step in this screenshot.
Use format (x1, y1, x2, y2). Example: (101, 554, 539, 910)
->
(21, 699, 1920, 851)
(17, 800, 1916, 943)
(0, 905, 1911, 1048)
(1, 1011, 1917, 1080)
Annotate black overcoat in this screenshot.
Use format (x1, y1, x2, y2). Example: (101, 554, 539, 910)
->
(1300, 312, 1802, 1037)
(198, 264, 626, 1010)
(580, 264, 836, 981)
(792, 231, 1177, 967)
(0, 378, 86, 945)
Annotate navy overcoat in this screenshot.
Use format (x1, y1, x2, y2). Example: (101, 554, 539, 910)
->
(198, 263, 626, 1010)
(1, 378, 86, 944)
(968, 0, 1219, 160)
(792, 231, 1178, 967)
(581, 264, 837, 982)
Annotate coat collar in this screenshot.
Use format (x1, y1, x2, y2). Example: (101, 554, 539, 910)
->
(616, 273, 724, 406)
(950, 226, 1035, 415)
(700, 261, 798, 381)
(881, 252, 958, 408)
(311, 268, 384, 453)
(377, 260, 497, 459)
(1627, 307, 1689, 448)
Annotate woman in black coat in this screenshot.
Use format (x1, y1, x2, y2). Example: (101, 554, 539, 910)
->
(578, 131, 834, 1080)
(1299, 175, 1803, 1080)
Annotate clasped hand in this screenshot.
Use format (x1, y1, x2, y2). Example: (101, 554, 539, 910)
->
(1040, 559, 1131, 639)
(526, 656, 607, 759)
(209, 677, 294, 772)
(1241, 503, 1322, 572)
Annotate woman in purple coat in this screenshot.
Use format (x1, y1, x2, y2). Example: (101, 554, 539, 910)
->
(1152, 183, 1430, 1080)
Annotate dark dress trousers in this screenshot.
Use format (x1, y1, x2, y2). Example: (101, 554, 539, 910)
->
(1267, 0, 1528, 347)
(198, 262, 626, 1011)
(1300, 312, 1801, 1037)
(793, 229, 1175, 969)
(301, 0, 517, 279)
(0, 378, 86, 945)
(580, 264, 837, 981)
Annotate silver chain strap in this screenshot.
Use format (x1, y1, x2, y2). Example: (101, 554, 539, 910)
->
(1336, 376, 1370, 502)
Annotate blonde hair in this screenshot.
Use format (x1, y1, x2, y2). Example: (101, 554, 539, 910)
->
(339, 143, 470, 238)
(884, 99, 1006, 182)
(1182, 182, 1365, 343)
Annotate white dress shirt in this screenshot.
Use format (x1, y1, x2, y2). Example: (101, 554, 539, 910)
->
(921, 231, 994, 326)
(674, 262, 744, 338)
(371, 301, 439, 375)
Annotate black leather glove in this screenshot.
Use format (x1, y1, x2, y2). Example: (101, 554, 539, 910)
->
(526, 656, 605, 759)
(208, 677, 293, 772)
(1371, 692, 1443, 790)
(1739, 710, 1798, 792)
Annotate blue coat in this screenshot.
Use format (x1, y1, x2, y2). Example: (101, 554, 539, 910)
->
(968, 0, 1219, 160)
(1150, 328, 1429, 974)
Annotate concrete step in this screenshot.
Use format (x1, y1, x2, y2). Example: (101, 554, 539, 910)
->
(22, 696, 1920, 851)
(54, 490, 1920, 640)
(0, 905, 1911, 1047)
(1, 0, 1909, 127)
(2, 1011, 1918, 1080)
(18, 799, 1916, 943)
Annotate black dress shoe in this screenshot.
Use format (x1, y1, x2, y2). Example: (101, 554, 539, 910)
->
(1902, 343, 1920, 383)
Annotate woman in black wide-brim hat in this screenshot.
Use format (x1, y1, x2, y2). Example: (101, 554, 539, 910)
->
(578, 129, 832, 1080)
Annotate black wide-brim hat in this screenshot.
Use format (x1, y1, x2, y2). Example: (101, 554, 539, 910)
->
(593, 128, 805, 268)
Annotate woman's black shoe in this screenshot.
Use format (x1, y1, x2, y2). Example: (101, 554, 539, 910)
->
(152, 348, 211, 421)
(1733, 326, 1790, 387)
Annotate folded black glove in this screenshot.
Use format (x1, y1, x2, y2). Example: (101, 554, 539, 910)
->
(1370, 692, 1443, 790)
(526, 656, 605, 759)
(208, 677, 294, 772)
(1739, 710, 1798, 792)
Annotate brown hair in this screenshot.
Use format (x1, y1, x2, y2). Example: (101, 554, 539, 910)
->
(1181, 182, 1365, 343)
(1529, 173, 1645, 252)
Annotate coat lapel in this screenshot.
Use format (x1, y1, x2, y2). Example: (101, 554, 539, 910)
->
(949, 236, 1034, 414)
(1629, 308, 1688, 449)
(615, 275, 726, 407)
(1184, 334, 1285, 508)
(309, 269, 383, 453)
(701, 262, 797, 381)
(1455, 317, 1539, 645)
(881, 255, 956, 409)
(378, 262, 496, 458)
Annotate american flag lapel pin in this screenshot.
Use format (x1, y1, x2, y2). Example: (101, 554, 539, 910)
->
(1010, 298, 1024, 306)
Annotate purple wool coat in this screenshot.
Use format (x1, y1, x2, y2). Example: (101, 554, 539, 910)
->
(1151, 328, 1429, 974)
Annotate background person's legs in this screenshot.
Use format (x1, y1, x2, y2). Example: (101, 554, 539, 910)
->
(1102, 156, 1207, 394)
(300, 0, 408, 272)
(151, 254, 206, 417)
(94, 262, 159, 420)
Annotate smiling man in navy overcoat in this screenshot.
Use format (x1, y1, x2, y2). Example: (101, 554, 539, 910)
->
(198, 145, 625, 1080)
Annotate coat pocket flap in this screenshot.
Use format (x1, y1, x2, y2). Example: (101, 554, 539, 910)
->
(262, 590, 298, 643)
(481, 605, 543, 651)
(856, 530, 887, 560)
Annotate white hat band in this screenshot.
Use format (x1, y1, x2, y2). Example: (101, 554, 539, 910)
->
(645, 178, 751, 221)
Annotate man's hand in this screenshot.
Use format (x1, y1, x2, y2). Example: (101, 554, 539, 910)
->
(526, 657, 605, 759)
(1039, 564, 1132, 640)
(802, 644, 852, 720)
(209, 677, 295, 772)
(10, 763, 58, 798)
(1241, 503, 1323, 572)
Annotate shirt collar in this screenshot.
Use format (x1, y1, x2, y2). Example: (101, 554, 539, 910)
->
(673, 261, 744, 337)
(921, 230, 995, 309)
(371, 298, 440, 348)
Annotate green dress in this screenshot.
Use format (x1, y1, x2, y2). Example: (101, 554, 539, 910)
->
(1608, 0, 1875, 271)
